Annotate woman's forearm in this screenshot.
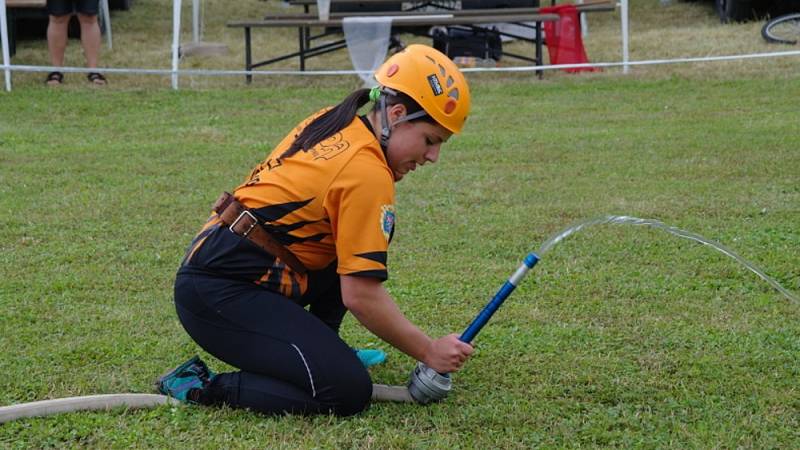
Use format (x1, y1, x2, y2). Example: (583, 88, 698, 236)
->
(341, 275, 433, 363)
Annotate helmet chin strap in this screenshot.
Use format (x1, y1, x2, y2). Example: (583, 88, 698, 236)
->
(376, 87, 428, 151)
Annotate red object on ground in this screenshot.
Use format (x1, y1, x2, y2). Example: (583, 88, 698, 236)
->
(540, 5, 600, 73)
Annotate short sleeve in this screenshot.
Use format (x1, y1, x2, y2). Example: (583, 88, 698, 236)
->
(324, 150, 395, 280)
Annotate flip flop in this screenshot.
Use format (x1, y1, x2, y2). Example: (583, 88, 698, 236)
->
(87, 72, 108, 85)
(45, 71, 64, 85)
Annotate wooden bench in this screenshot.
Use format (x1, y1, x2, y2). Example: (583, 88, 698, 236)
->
(228, 12, 560, 82)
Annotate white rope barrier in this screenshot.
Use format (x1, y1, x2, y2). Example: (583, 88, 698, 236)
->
(2, 49, 799, 81)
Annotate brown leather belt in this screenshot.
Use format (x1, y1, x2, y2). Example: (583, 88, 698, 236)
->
(212, 192, 307, 274)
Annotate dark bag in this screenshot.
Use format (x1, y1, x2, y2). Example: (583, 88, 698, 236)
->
(432, 27, 503, 62)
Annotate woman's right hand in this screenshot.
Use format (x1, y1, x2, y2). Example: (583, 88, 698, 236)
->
(423, 334, 474, 373)
(342, 276, 476, 373)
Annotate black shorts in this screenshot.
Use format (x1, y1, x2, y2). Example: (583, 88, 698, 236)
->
(47, 0, 100, 16)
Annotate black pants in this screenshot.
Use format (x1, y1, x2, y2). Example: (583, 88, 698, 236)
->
(173, 269, 372, 416)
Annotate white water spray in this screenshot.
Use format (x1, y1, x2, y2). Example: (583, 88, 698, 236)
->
(538, 215, 798, 303)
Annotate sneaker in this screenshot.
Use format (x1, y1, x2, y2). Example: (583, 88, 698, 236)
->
(354, 348, 386, 368)
(155, 355, 216, 404)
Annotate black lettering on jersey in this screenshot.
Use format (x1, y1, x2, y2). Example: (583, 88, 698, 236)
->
(311, 132, 350, 161)
(247, 163, 264, 180)
(245, 174, 260, 186)
(245, 163, 264, 186)
(427, 74, 443, 96)
(246, 159, 282, 186)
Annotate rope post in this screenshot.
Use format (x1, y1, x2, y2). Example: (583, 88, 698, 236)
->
(620, 0, 629, 74)
(578, 0, 588, 37)
(0, 0, 11, 91)
(192, 0, 200, 43)
(101, 0, 112, 49)
(171, 0, 182, 89)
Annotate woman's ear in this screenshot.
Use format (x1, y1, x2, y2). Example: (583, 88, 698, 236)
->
(388, 103, 408, 123)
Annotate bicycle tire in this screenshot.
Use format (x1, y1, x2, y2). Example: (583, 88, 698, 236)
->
(761, 13, 800, 44)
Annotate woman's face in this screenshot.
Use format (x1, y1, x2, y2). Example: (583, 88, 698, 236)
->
(384, 106, 452, 182)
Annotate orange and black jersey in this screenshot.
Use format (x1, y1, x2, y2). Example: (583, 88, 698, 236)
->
(180, 110, 396, 299)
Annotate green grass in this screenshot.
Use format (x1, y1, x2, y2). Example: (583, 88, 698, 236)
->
(1, 74, 799, 448)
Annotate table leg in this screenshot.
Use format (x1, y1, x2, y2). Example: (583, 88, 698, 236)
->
(298, 26, 306, 71)
(245, 27, 252, 84)
(535, 20, 543, 79)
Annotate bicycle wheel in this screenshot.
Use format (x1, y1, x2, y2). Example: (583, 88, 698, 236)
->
(762, 13, 800, 45)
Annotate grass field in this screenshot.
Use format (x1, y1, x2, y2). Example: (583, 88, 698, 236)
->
(2, 0, 800, 448)
(2, 77, 799, 449)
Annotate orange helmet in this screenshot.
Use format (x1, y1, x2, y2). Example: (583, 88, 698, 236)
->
(374, 45, 471, 134)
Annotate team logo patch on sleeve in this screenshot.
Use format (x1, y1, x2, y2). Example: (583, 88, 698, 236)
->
(380, 205, 396, 243)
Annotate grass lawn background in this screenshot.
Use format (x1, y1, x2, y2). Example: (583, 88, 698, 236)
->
(2, 0, 800, 448)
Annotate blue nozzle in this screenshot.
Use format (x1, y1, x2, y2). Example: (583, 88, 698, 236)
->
(459, 252, 540, 344)
(524, 252, 540, 269)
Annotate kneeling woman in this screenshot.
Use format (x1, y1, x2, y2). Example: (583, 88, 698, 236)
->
(157, 45, 474, 416)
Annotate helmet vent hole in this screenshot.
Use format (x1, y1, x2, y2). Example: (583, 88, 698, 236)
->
(448, 88, 459, 100)
(426, 56, 436, 64)
(446, 76, 454, 88)
(439, 65, 446, 77)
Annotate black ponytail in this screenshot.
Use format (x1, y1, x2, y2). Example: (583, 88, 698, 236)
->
(281, 87, 436, 160)
(282, 88, 371, 159)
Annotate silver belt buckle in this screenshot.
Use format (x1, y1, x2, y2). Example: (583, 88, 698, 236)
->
(230, 210, 258, 237)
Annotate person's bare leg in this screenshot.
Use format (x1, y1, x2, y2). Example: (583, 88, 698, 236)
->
(77, 13, 104, 84)
(46, 14, 70, 84)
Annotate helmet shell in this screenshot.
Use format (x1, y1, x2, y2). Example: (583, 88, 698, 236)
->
(374, 45, 471, 134)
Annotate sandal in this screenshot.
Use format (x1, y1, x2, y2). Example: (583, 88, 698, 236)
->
(87, 72, 108, 85)
(45, 71, 64, 85)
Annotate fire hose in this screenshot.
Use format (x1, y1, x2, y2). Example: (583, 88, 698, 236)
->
(0, 253, 539, 422)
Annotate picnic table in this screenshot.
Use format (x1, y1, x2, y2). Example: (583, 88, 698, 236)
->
(228, 11, 559, 82)
(227, 1, 615, 82)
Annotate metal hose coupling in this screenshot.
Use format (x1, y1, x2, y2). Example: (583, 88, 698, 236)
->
(407, 362, 452, 404)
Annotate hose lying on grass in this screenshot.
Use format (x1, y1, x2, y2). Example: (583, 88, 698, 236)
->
(0, 385, 415, 423)
(0, 394, 178, 424)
